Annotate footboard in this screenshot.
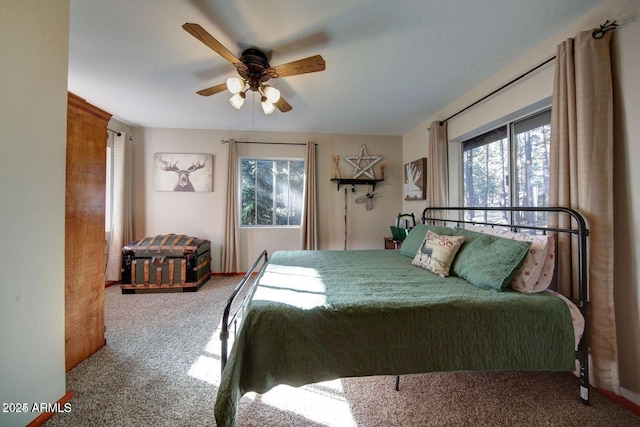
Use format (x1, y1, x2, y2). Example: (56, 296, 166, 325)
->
(220, 250, 269, 371)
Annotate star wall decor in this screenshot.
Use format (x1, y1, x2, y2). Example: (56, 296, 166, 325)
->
(344, 144, 382, 179)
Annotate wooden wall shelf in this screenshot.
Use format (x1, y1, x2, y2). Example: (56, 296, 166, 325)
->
(331, 178, 384, 191)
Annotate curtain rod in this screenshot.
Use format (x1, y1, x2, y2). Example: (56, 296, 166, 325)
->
(107, 128, 134, 142)
(437, 19, 618, 127)
(220, 140, 314, 146)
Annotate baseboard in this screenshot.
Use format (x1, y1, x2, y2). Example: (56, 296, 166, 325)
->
(26, 390, 72, 427)
(211, 272, 246, 276)
(105, 272, 244, 288)
(621, 386, 640, 407)
(599, 387, 640, 417)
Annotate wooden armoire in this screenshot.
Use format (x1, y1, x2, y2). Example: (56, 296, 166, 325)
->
(65, 93, 111, 371)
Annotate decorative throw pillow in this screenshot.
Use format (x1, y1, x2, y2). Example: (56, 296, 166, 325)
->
(411, 231, 465, 277)
(451, 228, 532, 291)
(461, 225, 555, 293)
(400, 224, 457, 258)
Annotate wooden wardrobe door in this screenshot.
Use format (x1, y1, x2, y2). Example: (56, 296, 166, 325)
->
(65, 93, 111, 371)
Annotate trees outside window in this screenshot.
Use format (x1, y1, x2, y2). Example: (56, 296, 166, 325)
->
(462, 109, 551, 228)
(240, 158, 304, 226)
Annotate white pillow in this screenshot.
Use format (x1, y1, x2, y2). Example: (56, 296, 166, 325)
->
(412, 231, 465, 277)
(533, 235, 555, 292)
(463, 225, 555, 292)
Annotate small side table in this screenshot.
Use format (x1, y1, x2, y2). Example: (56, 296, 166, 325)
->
(384, 237, 402, 250)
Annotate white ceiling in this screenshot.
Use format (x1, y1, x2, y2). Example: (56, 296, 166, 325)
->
(68, 0, 602, 136)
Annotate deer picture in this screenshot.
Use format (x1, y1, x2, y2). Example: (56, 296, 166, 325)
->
(159, 157, 207, 192)
(418, 240, 433, 264)
(404, 159, 425, 200)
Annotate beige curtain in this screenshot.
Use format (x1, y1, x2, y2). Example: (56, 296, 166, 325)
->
(105, 132, 133, 281)
(222, 139, 240, 273)
(550, 30, 619, 393)
(300, 142, 318, 250)
(426, 122, 449, 208)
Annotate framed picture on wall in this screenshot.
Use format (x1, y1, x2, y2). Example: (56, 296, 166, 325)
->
(404, 158, 427, 200)
(153, 153, 213, 192)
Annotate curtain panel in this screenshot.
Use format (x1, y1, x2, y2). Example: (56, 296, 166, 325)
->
(550, 30, 619, 393)
(105, 132, 133, 281)
(300, 142, 318, 250)
(426, 122, 449, 209)
(222, 139, 240, 273)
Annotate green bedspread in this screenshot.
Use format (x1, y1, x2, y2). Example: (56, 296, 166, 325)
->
(214, 250, 576, 426)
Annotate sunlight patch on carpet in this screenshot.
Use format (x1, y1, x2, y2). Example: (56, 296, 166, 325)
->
(203, 323, 233, 356)
(188, 354, 221, 385)
(247, 379, 356, 426)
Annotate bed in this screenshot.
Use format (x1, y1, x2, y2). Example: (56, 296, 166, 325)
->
(215, 207, 590, 427)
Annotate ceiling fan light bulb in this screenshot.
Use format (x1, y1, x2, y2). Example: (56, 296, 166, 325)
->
(261, 97, 276, 114)
(226, 77, 245, 94)
(230, 92, 245, 109)
(263, 85, 281, 103)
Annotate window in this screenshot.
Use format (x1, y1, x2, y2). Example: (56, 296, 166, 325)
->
(461, 109, 551, 227)
(240, 158, 305, 226)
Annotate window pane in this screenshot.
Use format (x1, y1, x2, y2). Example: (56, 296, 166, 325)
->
(241, 159, 257, 225)
(513, 110, 551, 228)
(462, 125, 509, 224)
(256, 160, 274, 225)
(288, 161, 304, 225)
(240, 158, 304, 227)
(461, 109, 551, 230)
(275, 160, 289, 225)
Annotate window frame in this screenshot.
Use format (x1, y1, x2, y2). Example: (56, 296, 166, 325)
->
(238, 156, 305, 228)
(460, 107, 551, 227)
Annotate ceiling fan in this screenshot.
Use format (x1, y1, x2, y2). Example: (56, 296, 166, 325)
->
(183, 23, 326, 114)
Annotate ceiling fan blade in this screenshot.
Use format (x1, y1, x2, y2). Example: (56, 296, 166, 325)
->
(271, 55, 326, 78)
(275, 97, 293, 113)
(182, 23, 242, 66)
(196, 83, 227, 96)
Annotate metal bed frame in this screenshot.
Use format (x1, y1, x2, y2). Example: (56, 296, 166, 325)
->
(219, 206, 590, 405)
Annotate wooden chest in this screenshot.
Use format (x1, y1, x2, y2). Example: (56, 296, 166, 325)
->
(120, 234, 211, 293)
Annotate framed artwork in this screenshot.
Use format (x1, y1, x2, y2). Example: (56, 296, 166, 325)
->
(404, 158, 427, 200)
(153, 153, 213, 192)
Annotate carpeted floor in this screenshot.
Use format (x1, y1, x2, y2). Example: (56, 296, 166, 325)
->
(44, 276, 639, 426)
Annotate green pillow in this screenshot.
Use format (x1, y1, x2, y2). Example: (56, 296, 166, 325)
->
(451, 228, 531, 291)
(399, 224, 456, 258)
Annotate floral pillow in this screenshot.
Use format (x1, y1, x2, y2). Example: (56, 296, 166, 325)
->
(532, 236, 556, 292)
(412, 231, 465, 277)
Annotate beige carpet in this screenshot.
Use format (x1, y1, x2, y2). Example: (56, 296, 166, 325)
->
(44, 276, 639, 426)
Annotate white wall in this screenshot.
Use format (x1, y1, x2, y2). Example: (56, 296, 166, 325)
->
(0, 1, 69, 426)
(132, 128, 402, 271)
(402, 0, 640, 404)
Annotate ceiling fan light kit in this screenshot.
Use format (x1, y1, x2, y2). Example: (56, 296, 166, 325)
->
(263, 85, 280, 103)
(261, 96, 276, 114)
(226, 77, 245, 94)
(229, 92, 245, 109)
(182, 22, 326, 115)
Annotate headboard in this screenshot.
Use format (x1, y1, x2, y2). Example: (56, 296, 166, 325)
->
(422, 206, 590, 403)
